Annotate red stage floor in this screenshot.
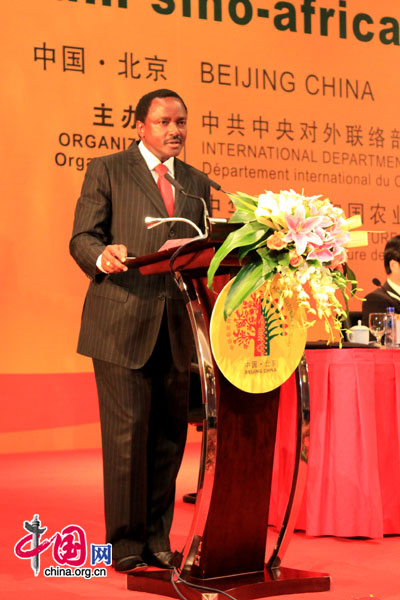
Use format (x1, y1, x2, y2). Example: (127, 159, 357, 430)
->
(1, 441, 399, 600)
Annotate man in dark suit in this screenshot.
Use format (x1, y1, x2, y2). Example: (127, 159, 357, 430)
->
(70, 89, 210, 573)
(362, 235, 400, 325)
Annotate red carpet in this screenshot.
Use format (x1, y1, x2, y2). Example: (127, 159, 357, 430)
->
(1, 441, 398, 600)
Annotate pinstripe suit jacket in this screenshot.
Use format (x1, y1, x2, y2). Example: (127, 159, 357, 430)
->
(70, 141, 210, 371)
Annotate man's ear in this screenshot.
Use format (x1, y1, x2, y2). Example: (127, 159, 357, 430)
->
(388, 259, 400, 282)
(136, 121, 144, 139)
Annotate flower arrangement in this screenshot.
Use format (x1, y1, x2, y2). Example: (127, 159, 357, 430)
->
(207, 189, 366, 339)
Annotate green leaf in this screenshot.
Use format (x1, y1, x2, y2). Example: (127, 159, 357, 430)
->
(224, 260, 265, 319)
(238, 234, 271, 261)
(344, 263, 356, 280)
(306, 259, 321, 267)
(228, 192, 259, 214)
(257, 248, 277, 276)
(238, 245, 256, 262)
(332, 269, 351, 314)
(229, 210, 256, 224)
(278, 252, 290, 267)
(343, 263, 358, 296)
(207, 221, 268, 289)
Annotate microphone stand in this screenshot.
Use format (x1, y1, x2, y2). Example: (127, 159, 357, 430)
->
(162, 173, 213, 291)
(145, 170, 229, 291)
(145, 174, 211, 292)
(144, 216, 203, 237)
(164, 172, 210, 238)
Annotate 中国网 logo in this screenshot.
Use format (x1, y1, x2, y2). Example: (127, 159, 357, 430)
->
(14, 514, 111, 579)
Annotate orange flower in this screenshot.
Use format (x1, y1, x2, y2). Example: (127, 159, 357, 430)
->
(266, 232, 287, 251)
(289, 250, 303, 267)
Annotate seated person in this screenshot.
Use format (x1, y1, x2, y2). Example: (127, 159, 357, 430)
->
(362, 235, 400, 325)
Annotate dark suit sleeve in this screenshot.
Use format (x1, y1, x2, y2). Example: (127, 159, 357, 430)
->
(70, 158, 112, 280)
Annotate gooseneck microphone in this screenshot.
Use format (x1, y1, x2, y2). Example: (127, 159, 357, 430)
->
(144, 216, 203, 236)
(162, 173, 213, 289)
(144, 173, 212, 290)
(372, 278, 382, 287)
(164, 172, 210, 237)
(187, 165, 226, 193)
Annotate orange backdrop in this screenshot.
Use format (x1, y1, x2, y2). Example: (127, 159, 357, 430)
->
(2, 0, 400, 449)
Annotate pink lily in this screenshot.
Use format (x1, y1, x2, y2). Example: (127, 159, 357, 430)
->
(307, 243, 335, 263)
(329, 220, 351, 248)
(284, 205, 325, 255)
(329, 248, 347, 269)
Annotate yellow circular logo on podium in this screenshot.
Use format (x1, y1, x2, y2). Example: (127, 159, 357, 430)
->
(210, 277, 307, 393)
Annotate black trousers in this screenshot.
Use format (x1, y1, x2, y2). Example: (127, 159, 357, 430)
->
(93, 312, 190, 559)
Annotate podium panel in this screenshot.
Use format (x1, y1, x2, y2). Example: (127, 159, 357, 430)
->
(126, 226, 330, 598)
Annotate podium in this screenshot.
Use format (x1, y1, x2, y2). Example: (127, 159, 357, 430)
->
(126, 222, 330, 599)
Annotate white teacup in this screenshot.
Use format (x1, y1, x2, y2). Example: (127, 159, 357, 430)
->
(347, 320, 370, 345)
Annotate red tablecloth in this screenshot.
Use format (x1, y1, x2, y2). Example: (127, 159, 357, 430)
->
(269, 348, 400, 538)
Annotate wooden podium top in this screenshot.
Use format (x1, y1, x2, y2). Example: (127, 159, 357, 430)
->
(124, 219, 240, 274)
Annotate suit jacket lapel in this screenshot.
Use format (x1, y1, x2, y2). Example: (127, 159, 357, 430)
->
(126, 142, 169, 218)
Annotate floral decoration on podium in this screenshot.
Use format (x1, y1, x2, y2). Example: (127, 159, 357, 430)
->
(208, 189, 367, 393)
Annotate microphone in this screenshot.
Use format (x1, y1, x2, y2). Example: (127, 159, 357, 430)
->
(372, 278, 382, 287)
(144, 216, 203, 236)
(159, 174, 211, 291)
(187, 165, 225, 193)
(164, 172, 209, 237)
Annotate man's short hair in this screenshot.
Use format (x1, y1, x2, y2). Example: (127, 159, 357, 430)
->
(134, 89, 187, 127)
(384, 235, 400, 273)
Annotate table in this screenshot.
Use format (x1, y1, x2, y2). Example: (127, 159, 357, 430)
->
(269, 348, 400, 538)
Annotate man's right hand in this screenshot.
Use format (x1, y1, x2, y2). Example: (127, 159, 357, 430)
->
(101, 244, 128, 273)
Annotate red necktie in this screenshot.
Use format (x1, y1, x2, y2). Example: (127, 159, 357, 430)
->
(154, 163, 174, 217)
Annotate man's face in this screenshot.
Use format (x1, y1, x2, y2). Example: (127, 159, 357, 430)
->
(136, 96, 187, 162)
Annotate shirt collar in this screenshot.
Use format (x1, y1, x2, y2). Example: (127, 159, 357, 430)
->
(138, 141, 175, 177)
(387, 278, 400, 298)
